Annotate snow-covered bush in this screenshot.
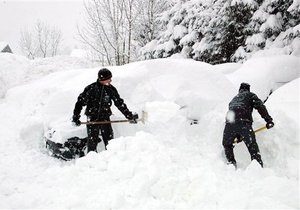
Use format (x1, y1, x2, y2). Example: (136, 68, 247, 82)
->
(141, 0, 300, 64)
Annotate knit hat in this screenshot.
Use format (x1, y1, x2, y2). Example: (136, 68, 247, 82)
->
(239, 82, 250, 91)
(98, 68, 112, 81)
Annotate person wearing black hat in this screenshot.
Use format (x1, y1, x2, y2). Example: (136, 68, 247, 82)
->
(222, 82, 274, 168)
(72, 68, 138, 152)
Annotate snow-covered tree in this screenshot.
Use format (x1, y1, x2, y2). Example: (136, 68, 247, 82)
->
(235, 0, 300, 61)
(78, 0, 128, 65)
(134, 0, 171, 48)
(79, 0, 172, 65)
(141, 0, 258, 64)
(216, 0, 259, 63)
(192, 0, 230, 63)
(140, 0, 209, 60)
(141, 0, 299, 64)
(78, 0, 299, 64)
(19, 20, 63, 59)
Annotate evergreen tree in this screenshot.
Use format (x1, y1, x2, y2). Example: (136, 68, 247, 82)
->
(141, 0, 300, 64)
(218, 0, 258, 63)
(236, 0, 300, 61)
(193, 0, 228, 63)
(192, 0, 230, 64)
(154, 1, 188, 58)
(141, 0, 210, 60)
(134, 0, 172, 49)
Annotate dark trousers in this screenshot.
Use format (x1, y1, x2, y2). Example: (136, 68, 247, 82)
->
(86, 117, 113, 152)
(222, 122, 263, 167)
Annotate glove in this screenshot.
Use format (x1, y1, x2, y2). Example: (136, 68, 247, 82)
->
(266, 121, 274, 129)
(129, 113, 139, 124)
(72, 115, 81, 126)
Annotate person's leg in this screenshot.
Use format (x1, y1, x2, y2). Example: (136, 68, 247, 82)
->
(100, 123, 114, 149)
(222, 123, 237, 167)
(86, 124, 100, 152)
(241, 123, 263, 167)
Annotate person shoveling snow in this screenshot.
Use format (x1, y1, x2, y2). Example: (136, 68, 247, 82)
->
(45, 68, 140, 160)
(222, 83, 274, 169)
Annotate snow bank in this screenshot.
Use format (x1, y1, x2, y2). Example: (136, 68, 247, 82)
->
(267, 78, 300, 123)
(0, 53, 29, 97)
(0, 54, 299, 209)
(226, 55, 300, 100)
(0, 54, 95, 98)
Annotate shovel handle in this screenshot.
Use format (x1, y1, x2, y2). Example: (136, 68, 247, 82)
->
(81, 119, 130, 125)
(81, 111, 147, 125)
(254, 126, 267, 133)
(233, 126, 267, 144)
(81, 118, 143, 125)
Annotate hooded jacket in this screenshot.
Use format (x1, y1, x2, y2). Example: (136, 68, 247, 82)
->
(73, 81, 133, 120)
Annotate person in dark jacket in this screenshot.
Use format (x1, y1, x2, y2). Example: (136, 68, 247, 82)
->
(72, 68, 138, 152)
(222, 83, 274, 168)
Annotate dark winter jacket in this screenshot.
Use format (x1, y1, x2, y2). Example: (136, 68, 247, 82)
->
(226, 89, 272, 123)
(73, 81, 134, 120)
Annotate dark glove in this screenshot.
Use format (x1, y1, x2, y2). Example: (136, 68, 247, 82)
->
(266, 121, 274, 129)
(72, 115, 81, 126)
(129, 113, 139, 124)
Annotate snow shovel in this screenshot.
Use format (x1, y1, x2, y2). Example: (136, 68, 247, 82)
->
(81, 111, 147, 125)
(233, 126, 267, 144)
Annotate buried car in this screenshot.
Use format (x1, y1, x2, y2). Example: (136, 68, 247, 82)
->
(44, 119, 89, 160)
(44, 112, 146, 160)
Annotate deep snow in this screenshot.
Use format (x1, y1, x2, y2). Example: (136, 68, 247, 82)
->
(0, 53, 299, 209)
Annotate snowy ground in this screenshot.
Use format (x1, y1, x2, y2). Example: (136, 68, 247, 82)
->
(0, 52, 299, 209)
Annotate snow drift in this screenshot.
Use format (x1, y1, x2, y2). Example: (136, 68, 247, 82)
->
(0, 54, 299, 209)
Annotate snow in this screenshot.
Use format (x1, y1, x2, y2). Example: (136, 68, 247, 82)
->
(70, 49, 88, 58)
(0, 53, 29, 97)
(0, 53, 299, 209)
(288, 0, 300, 13)
(246, 33, 265, 49)
(0, 41, 9, 51)
(260, 14, 283, 32)
(173, 25, 188, 39)
(226, 55, 300, 100)
(231, 0, 257, 7)
(291, 37, 300, 56)
(264, 24, 300, 56)
(0, 53, 96, 97)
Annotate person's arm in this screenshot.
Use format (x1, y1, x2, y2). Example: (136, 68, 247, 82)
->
(252, 93, 274, 128)
(109, 86, 137, 120)
(72, 87, 89, 125)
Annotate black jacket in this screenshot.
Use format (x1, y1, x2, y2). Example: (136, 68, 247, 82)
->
(73, 81, 133, 120)
(227, 89, 272, 123)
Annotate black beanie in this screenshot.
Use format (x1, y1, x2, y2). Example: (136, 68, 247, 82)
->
(239, 82, 250, 91)
(98, 68, 112, 81)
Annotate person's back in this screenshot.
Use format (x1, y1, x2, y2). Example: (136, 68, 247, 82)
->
(228, 89, 255, 123)
(227, 83, 272, 124)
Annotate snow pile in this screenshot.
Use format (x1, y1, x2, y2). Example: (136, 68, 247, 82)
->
(226, 55, 300, 100)
(0, 54, 95, 98)
(266, 78, 299, 123)
(0, 53, 29, 97)
(0, 54, 299, 209)
(28, 55, 96, 81)
(262, 78, 299, 177)
(70, 49, 89, 58)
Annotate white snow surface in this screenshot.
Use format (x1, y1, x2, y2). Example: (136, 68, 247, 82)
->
(0, 53, 299, 209)
(0, 41, 9, 51)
